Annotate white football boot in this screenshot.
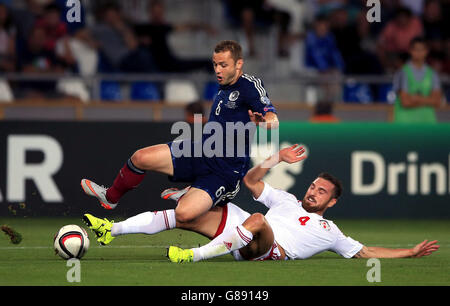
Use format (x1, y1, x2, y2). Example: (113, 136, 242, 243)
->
(81, 179, 118, 210)
(160, 186, 191, 202)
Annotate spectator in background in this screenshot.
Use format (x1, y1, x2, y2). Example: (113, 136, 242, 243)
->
(422, 0, 446, 41)
(367, 0, 403, 38)
(377, 7, 423, 73)
(18, 26, 63, 73)
(309, 100, 340, 123)
(422, 0, 447, 73)
(185, 100, 207, 124)
(46, 0, 99, 75)
(134, 0, 215, 73)
(305, 14, 345, 73)
(9, 0, 46, 47)
(222, 0, 291, 57)
(15, 26, 65, 99)
(393, 37, 442, 123)
(55, 27, 100, 76)
(0, 3, 16, 72)
(329, 6, 382, 75)
(34, 3, 67, 52)
(91, 2, 156, 73)
(304, 14, 344, 101)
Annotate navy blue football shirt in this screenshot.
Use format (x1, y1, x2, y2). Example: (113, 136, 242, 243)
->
(202, 73, 277, 177)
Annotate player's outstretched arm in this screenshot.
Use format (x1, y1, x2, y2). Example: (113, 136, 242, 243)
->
(243, 144, 307, 199)
(353, 240, 440, 259)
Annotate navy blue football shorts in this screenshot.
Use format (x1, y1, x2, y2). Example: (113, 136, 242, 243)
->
(167, 140, 247, 207)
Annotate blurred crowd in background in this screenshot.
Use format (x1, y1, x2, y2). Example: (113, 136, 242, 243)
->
(0, 0, 449, 102)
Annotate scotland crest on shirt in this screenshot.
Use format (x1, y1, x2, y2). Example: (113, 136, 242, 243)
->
(229, 90, 240, 101)
(225, 91, 239, 109)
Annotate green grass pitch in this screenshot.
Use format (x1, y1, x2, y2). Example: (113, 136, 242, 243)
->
(0, 217, 449, 286)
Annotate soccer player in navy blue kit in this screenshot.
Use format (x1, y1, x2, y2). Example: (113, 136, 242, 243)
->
(81, 40, 278, 233)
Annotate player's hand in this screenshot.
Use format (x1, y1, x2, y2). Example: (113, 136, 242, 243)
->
(278, 144, 307, 164)
(248, 110, 265, 125)
(410, 240, 440, 258)
(249, 110, 279, 129)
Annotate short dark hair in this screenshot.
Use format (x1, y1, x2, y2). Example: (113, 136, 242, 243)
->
(395, 7, 413, 19)
(150, 0, 163, 10)
(45, 3, 61, 13)
(100, 2, 121, 13)
(409, 36, 427, 48)
(314, 13, 329, 23)
(318, 172, 343, 199)
(214, 40, 243, 62)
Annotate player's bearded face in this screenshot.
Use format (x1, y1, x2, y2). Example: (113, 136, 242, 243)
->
(301, 178, 337, 214)
(212, 51, 243, 86)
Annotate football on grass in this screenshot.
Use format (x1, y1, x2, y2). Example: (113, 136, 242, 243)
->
(53, 225, 90, 260)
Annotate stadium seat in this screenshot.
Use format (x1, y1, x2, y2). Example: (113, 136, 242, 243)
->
(0, 79, 13, 103)
(130, 81, 161, 102)
(377, 84, 396, 104)
(56, 78, 90, 103)
(100, 81, 122, 101)
(343, 82, 373, 104)
(203, 81, 219, 100)
(165, 80, 199, 104)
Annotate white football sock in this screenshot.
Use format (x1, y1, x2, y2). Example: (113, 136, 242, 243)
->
(191, 224, 253, 262)
(111, 210, 176, 236)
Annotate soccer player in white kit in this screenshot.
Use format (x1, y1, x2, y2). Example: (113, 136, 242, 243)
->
(167, 144, 439, 262)
(83, 145, 439, 262)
